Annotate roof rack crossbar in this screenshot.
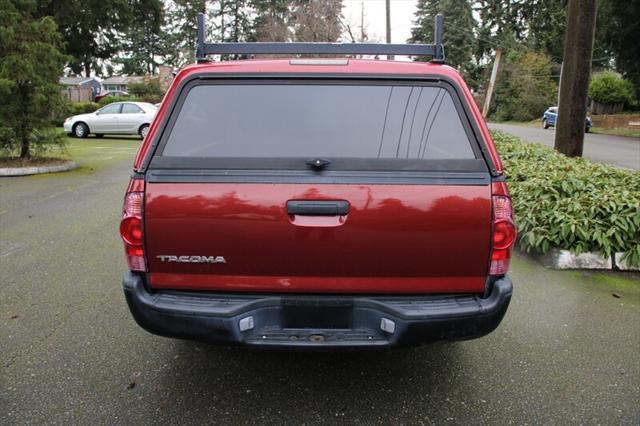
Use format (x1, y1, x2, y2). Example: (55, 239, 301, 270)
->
(195, 13, 445, 63)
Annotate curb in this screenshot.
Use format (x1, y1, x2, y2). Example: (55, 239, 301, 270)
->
(614, 253, 640, 271)
(534, 248, 639, 271)
(0, 160, 77, 177)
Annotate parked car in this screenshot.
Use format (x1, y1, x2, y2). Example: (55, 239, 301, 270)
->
(543, 106, 593, 132)
(94, 90, 130, 102)
(119, 15, 515, 349)
(64, 102, 157, 139)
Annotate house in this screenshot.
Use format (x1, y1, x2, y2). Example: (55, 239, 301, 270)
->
(59, 76, 102, 102)
(101, 75, 145, 93)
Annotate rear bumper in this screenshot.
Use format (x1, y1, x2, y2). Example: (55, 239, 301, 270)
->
(123, 272, 512, 349)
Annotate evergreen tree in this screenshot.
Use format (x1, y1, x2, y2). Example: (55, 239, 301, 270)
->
(226, 0, 253, 42)
(163, 0, 207, 67)
(0, 0, 67, 158)
(474, 0, 527, 60)
(117, 0, 166, 75)
(251, 0, 292, 41)
(521, 0, 567, 61)
(409, 0, 476, 71)
(595, 0, 640, 100)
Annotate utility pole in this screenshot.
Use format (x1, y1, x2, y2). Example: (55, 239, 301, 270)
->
(557, 61, 563, 105)
(554, 0, 597, 157)
(482, 49, 501, 118)
(360, 1, 365, 42)
(386, 0, 394, 60)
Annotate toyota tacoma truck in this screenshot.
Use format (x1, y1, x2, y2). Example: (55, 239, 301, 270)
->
(120, 14, 515, 348)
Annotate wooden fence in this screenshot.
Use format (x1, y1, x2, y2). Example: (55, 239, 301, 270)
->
(60, 86, 93, 102)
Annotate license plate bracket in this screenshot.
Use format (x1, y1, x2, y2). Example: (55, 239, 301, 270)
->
(281, 298, 353, 329)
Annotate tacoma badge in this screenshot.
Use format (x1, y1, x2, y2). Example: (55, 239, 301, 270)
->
(157, 255, 226, 264)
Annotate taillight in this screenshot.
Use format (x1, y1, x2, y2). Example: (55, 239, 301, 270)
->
(120, 187, 146, 271)
(490, 196, 516, 276)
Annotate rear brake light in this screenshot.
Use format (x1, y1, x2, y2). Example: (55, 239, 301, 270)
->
(120, 189, 146, 271)
(493, 220, 517, 250)
(120, 216, 143, 245)
(490, 196, 516, 276)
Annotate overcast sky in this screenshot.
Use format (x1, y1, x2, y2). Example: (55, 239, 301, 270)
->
(342, 0, 418, 43)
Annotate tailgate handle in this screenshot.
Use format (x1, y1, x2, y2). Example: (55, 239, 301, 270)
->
(287, 200, 349, 216)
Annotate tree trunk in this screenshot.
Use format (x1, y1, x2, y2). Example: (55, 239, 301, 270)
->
(554, 0, 597, 157)
(18, 85, 30, 159)
(19, 120, 30, 159)
(20, 139, 30, 159)
(84, 61, 91, 78)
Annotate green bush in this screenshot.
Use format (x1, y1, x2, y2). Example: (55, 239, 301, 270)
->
(492, 52, 557, 122)
(97, 95, 137, 107)
(51, 101, 99, 126)
(589, 71, 635, 105)
(493, 131, 640, 266)
(69, 101, 99, 115)
(128, 80, 163, 97)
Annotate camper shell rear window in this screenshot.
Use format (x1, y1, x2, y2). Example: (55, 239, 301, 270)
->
(149, 78, 487, 172)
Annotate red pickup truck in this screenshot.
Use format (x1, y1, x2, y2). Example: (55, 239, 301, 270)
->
(120, 15, 515, 348)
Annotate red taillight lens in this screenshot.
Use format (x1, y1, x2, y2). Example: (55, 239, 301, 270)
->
(493, 220, 517, 250)
(120, 216, 143, 245)
(120, 189, 146, 271)
(490, 196, 516, 276)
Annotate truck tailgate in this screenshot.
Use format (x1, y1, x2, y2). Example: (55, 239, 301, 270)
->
(145, 182, 491, 293)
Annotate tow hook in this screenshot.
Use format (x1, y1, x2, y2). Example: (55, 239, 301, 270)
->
(309, 334, 325, 343)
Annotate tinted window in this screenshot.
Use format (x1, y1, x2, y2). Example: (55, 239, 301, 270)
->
(99, 104, 121, 114)
(122, 103, 143, 114)
(162, 84, 475, 160)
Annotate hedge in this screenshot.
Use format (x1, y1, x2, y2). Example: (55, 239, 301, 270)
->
(492, 131, 640, 266)
(589, 71, 635, 106)
(97, 95, 138, 107)
(51, 101, 99, 126)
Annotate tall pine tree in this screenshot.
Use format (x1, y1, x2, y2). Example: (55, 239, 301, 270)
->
(163, 0, 207, 67)
(251, 0, 292, 41)
(117, 0, 166, 75)
(0, 0, 67, 158)
(409, 0, 476, 71)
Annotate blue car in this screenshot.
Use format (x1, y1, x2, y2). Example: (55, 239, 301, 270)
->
(543, 106, 592, 132)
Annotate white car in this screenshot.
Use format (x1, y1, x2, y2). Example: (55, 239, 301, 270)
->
(64, 102, 157, 139)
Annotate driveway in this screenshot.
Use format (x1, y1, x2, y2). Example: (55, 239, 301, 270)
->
(488, 123, 640, 170)
(1, 139, 639, 424)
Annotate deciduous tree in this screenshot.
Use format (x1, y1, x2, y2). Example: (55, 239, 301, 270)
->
(36, 0, 131, 77)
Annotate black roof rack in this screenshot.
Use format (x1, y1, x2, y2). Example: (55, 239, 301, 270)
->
(195, 12, 445, 63)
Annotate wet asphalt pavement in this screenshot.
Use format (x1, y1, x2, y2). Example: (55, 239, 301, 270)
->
(1, 138, 639, 424)
(488, 123, 640, 170)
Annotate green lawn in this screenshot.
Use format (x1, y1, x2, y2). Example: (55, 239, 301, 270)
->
(590, 126, 640, 138)
(58, 134, 142, 173)
(495, 120, 640, 138)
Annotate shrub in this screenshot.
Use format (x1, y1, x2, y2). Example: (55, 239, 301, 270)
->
(69, 101, 99, 115)
(589, 71, 635, 105)
(128, 79, 163, 97)
(0, 127, 66, 157)
(51, 101, 99, 126)
(493, 131, 640, 266)
(97, 95, 137, 107)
